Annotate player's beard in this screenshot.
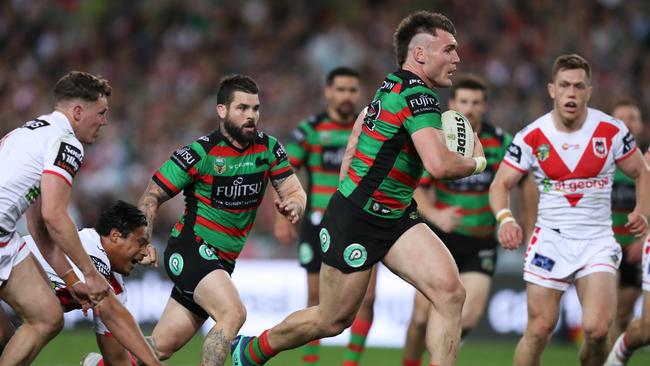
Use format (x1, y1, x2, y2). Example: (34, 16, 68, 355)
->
(223, 116, 257, 145)
(336, 100, 356, 122)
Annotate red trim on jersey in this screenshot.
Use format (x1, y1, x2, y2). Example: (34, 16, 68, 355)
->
(391, 82, 402, 94)
(153, 172, 180, 194)
(193, 193, 212, 206)
(582, 263, 618, 271)
(108, 274, 124, 295)
(308, 145, 323, 153)
(388, 167, 419, 187)
(372, 189, 407, 209)
(614, 146, 638, 163)
(419, 176, 433, 187)
(480, 137, 502, 148)
(312, 186, 338, 194)
(353, 150, 375, 168)
(524, 270, 571, 284)
(347, 167, 361, 185)
(613, 226, 632, 235)
(378, 108, 407, 127)
(43, 170, 72, 186)
(289, 157, 303, 168)
(174, 222, 184, 233)
(363, 127, 389, 142)
(195, 216, 252, 237)
(208, 144, 267, 157)
(502, 159, 528, 173)
(271, 166, 292, 178)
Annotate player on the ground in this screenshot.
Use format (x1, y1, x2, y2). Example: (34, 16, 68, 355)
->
(490, 54, 650, 366)
(26, 201, 161, 366)
(231, 11, 486, 366)
(401, 74, 512, 366)
(0, 71, 112, 364)
(137, 74, 306, 366)
(607, 99, 646, 347)
(274, 67, 377, 366)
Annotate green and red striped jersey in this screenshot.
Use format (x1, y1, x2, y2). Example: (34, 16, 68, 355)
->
(611, 168, 636, 246)
(339, 69, 442, 219)
(286, 112, 354, 224)
(420, 122, 512, 238)
(152, 130, 293, 262)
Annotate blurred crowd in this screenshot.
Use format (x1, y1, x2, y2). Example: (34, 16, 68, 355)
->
(1, 0, 649, 258)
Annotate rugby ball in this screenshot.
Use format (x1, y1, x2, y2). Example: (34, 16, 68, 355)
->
(441, 110, 474, 158)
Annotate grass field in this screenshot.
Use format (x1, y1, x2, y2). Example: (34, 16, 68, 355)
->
(32, 328, 650, 365)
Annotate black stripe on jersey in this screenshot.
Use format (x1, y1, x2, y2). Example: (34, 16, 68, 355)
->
(152, 175, 177, 198)
(347, 128, 409, 207)
(196, 130, 223, 155)
(179, 184, 199, 239)
(393, 69, 427, 92)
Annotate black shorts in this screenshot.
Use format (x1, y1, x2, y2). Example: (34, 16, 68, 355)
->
(431, 226, 498, 276)
(298, 218, 322, 273)
(319, 192, 424, 273)
(619, 247, 642, 288)
(164, 235, 235, 320)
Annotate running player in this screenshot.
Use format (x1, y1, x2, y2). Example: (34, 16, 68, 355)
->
(137, 74, 306, 365)
(402, 74, 512, 366)
(490, 54, 650, 366)
(231, 11, 486, 366)
(27, 201, 161, 366)
(274, 67, 377, 366)
(0, 71, 112, 364)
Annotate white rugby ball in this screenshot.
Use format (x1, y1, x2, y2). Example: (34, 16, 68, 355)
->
(441, 110, 474, 158)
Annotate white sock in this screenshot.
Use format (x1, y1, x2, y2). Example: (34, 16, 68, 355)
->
(614, 333, 632, 361)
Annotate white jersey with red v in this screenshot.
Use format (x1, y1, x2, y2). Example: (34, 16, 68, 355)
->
(504, 108, 637, 239)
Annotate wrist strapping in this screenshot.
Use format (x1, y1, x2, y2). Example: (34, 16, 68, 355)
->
(62, 269, 81, 288)
(473, 156, 487, 174)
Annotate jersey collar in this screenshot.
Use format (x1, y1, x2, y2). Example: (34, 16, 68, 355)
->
(50, 110, 74, 134)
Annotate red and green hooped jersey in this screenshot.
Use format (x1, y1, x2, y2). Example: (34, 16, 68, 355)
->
(611, 168, 636, 246)
(152, 130, 293, 262)
(287, 112, 354, 222)
(420, 122, 512, 238)
(339, 69, 443, 219)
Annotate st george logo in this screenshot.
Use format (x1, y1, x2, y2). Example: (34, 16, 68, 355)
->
(344, 243, 367, 268)
(592, 137, 607, 158)
(214, 158, 226, 174)
(169, 253, 184, 276)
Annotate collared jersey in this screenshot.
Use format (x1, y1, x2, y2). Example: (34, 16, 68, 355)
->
(339, 69, 443, 219)
(503, 108, 637, 239)
(0, 111, 83, 235)
(152, 130, 293, 262)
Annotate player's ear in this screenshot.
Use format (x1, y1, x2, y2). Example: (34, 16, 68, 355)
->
(109, 228, 121, 243)
(216, 103, 227, 119)
(547, 83, 555, 99)
(72, 103, 83, 121)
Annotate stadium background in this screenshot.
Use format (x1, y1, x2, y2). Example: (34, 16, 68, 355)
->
(1, 0, 650, 364)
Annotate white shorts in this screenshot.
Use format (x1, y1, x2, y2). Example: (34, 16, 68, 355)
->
(0, 233, 30, 285)
(642, 237, 650, 291)
(523, 226, 621, 291)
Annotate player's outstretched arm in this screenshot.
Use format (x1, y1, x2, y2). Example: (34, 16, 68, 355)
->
(40, 173, 110, 304)
(137, 181, 172, 267)
(272, 174, 306, 224)
(412, 127, 485, 180)
(95, 292, 164, 366)
(489, 163, 525, 250)
(618, 149, 650, 237)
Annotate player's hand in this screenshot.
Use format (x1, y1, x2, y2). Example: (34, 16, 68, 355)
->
(274, 199, 302, 224)
(431, 206, 462, 233)
(274, 217, 297, 245)
(83, 270, 111, 305)
(626, 211, 649, 238)
(472, 132, 485, 158)
(498, 220, 523, 250)
(139, 244, 158, 267)
(624, 240, 643, 264)
(68, 281, 92, 312)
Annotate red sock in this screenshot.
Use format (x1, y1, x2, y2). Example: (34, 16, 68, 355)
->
(402, 359, 421, 366)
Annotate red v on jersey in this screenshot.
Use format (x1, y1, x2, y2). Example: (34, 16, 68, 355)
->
(523, 121, 619, 206)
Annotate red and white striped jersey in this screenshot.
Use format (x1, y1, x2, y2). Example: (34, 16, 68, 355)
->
(504, 108, 637, 239)
(0, 111, 84, 235)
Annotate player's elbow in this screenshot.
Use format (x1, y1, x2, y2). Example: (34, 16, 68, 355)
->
(423, 156, 451, 179)
(41, 204, 67, 230)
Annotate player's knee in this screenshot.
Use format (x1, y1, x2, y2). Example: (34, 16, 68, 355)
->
(527, 318, 555, 340)
(582, 322, 608, 343)
(320, 312, 356, 337)
(34, 306, 64, 338)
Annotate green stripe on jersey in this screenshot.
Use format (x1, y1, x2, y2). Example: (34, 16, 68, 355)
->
(153, 129, 293, 260)
(612, 168, 636, 246)
(286, 113, 354, 218)
(339, 69, 443, 219)
(423, 123, 512, 238)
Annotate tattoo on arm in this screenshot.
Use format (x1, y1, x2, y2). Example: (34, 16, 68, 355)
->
(138, 182, 171, 239)
(271, 176, 289, 200)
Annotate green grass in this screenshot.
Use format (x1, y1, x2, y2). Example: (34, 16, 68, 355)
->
(32, 329, 650, 365)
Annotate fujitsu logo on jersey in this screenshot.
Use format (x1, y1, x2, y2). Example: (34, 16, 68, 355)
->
(215, 177, 263, 199)
(212, 173, 266, 209)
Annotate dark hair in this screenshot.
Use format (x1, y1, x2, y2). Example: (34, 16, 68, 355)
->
(94, 201, 147, 237)
(217, 74, 259, 106)
(450, 74, 488, 100)
(393, 11, 456, 66)
(552, 54, 591, 81)
(326, 67, 360, 86)
(54, 71, 112, 103)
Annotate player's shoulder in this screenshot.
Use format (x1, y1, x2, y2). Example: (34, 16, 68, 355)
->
(515, 113, 550, 138)
(587, 108, 623, 129)
(79, 228, 112, 276)
(188, 129, 224, 154)
(304, 112, 329, 128)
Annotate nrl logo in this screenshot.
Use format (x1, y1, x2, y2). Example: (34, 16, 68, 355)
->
(214, 158, 226, 174)
(536, 144, 550, 162)
(592, 137, 607, 158)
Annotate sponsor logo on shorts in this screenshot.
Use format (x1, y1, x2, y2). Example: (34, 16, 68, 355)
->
(299, 242, 314, 265)
(199, 244, 219, 261)
(319, 228, 331, 253)
(531, 253, 555, 272)
(344, 243, 367, 268)
(169, 253, 184, 276)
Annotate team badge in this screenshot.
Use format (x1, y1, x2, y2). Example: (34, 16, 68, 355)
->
(592, 137, 608, 158)
(344, 243, 368, 268)
(535, 144, 550, 162)
(214, 158, 226, 174)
